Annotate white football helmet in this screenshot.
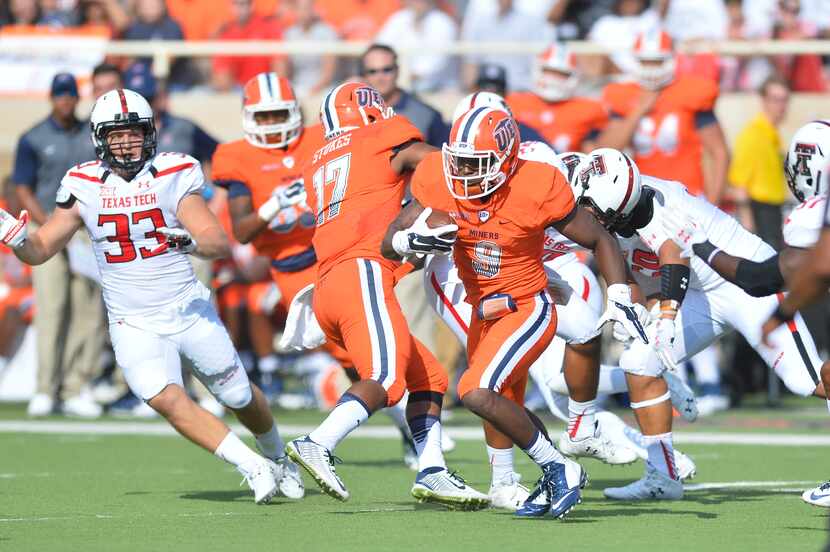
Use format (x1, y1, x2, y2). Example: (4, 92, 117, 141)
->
(785, 120, 830, 202)
(90, 88, 156, 172)
(555, 151, 588, 186)
(572, 148, 642, 231)
(452, 92, 511, 123)
(533, 44, 577, 102)
(242, 72, 303, 149)
(632, 30, 676, 90)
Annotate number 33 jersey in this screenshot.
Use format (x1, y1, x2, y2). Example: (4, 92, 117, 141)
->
(56, 153, 206, 330)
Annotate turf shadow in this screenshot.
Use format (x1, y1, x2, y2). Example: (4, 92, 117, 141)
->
(575, 505, 717, 520)
(179, 489, 324, 503)
(681, 488, 785, 506)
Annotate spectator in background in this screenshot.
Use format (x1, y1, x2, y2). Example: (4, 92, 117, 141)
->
(8, 0, 40, 25)
(315, 0, 400, 40)
(547, 0, 615, 40)
(12, 73, 103, 419)
(460, 0, 555, 92)
(211, 0, 287, 92)
(125, 63, 218, 163)
(90, 62, 122, 100)
(76, 0, 130, 36)
(728, 75, 791, 246)
(772, 0, 827, 92)
(375, 0, 458, 93)
(283, 0, 338, 98)
(359, 44, 449, 147)
(473, 63, 546, 144)
(38, 0, 75, 27)
(165, 0, 230, 41)
(587, 0, 664, 76)
(663, 0, 727, 42)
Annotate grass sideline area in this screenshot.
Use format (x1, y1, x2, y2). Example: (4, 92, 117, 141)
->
(1, 400, 828, 551)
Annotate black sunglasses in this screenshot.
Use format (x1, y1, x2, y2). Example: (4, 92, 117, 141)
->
(363, 65, 397, 76)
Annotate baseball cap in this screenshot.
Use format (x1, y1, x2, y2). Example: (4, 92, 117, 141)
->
(50, 73, 79, 98)
(124, 63, 158, 102)
(476, 63, 507, 93)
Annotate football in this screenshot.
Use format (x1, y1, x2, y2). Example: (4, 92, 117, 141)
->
(425, 208, 456, 239)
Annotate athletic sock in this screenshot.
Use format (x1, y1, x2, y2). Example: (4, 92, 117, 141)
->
(384, 400, 412, 439)
(642, 432, 678, 480)
(487, 445, 514, 485)
(522, 430, 564, 467)
(255, 423, 285, 460)
(214, 431, 263, 471)
(308, 392, 371, 451)
(409, 414, 446, 471)
(567, 399, 596, 440)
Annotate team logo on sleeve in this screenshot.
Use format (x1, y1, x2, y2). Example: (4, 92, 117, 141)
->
(793, 143, 817, 176)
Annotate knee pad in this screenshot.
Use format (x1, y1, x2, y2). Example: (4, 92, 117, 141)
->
(217, 384, 253, 410)
(619, 342, 664, 378)
(630, 391, 671, 409)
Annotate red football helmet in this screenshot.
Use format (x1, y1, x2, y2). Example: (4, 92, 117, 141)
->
(320, 81, 393, 140)
(632, 29, 675, 90)
(533, 43, 577, 102)
(242, 72, 303, 149)
(442, 107, 519, 200)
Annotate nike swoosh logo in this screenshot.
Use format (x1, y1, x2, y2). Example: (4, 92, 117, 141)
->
(810, 491, 829, 501)
(550, 488, 578, 509)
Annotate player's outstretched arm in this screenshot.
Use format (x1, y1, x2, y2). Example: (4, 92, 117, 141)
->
(228, 193, 271, 244)
(389, 142, 437, 175)
(176, 194, 231, 259)
(1, 203, 82, 265)
(552, 206, 627, 285)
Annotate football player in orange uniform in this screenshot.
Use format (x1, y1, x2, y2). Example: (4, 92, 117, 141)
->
(383, 107, 647, 519)
(506, 43, 607, 153)
(285, 82, 489, 509)
(597, 30, 729, 203)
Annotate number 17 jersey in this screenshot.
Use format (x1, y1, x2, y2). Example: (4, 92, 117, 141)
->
(57, 152, 206, 332)
(303, 116, 423, 277)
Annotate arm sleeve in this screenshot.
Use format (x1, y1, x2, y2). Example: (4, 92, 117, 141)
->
(177, 161, 206, 203)
(540, 169, 576, 226)
(12, 136, 38, 188)
(693, 110, 718, 130)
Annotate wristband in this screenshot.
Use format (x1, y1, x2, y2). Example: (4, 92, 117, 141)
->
(391, 231, 411, 257)
(692, 240, 719, 264)
(660, 264, 690, 303)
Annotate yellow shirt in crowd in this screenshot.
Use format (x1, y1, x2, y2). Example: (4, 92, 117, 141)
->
(728, 113, 788, 206)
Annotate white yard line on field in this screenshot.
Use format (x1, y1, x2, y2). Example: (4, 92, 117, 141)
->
(0, 420, 828, 446)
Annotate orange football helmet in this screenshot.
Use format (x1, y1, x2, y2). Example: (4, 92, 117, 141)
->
(632, 30, 675, 90)
(242, 72, 303, 149)
(534, 43, 577, 102)
(320, 81, 393, 140)
(442, 107, 519, 200)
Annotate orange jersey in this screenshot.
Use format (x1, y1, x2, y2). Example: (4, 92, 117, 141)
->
(304, 116, 423, 276)
(506, 93, 608, 153)
(411, 153, 575, 305)
(212, 124, 325, 266)
(603, 76, 719, 196)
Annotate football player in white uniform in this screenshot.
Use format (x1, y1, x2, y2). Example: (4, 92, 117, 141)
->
(661, 120, 830, 507)
(0, 89, 305, 504)
(573, 147, 826, 501)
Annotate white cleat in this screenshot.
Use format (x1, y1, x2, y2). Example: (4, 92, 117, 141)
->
(558, 427, 639, 465)
(62, 394, 103, 419)
(27, 393, 54, 417)
(802, 481, 830, 507)
(274, 456, 305, 499)
(664, 371, 698, 422)
(239, 458, 279, 504)
(674, 450, 696, 481)
(488, 471, 530, 511)
(285, 436, 349, 501)
(603, 464, 683, 501)
(411, 467, 490, 510)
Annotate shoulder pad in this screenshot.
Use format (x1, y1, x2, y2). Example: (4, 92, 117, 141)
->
(783, 197, 825, 248)
(150, 152, 199, 178)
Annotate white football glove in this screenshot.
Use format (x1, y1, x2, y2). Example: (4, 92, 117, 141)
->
(258, 181, 307, 222)
(392, 208, 458, 259)
(650, 316, 679, 372)
(0, 208, 29, 249)
(612, 302, 650, 343)
(661, 209, 707, 259)
(152, 227, 198, 255)
(596, 283, 649, 344)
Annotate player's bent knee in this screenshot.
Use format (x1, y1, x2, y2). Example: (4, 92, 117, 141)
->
(620, 344, 663, 378)
(217, 384, 253, 410)
(460, 387, 496, 415)
(385, 381, 406, 407)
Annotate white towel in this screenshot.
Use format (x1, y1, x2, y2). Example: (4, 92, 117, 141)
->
(279, 283, 327, 351)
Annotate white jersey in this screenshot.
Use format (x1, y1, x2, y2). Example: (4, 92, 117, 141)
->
(518, 140, 583, 269)
(57, 152, 207, 332)
(783, 194, 826, 248)
(620, 176, 769, 295)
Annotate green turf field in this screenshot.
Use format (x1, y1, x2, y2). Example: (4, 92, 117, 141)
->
(1, 401, 828, 552)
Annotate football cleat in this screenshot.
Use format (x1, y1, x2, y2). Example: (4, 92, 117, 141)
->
(664, 371, 698, 422)
(558, 426, 638, 465)
(239, 457, 279, 504)
(603, 464, 683, 501)
(274, 456, 305, 499)
(285, 436, 349, 501)
(488, 471, 530, 511)
(802, 481, 830, 507)
(411, 467, 490, 511)
(674, 450, 696, 481)
(516, 459, 586, 519)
